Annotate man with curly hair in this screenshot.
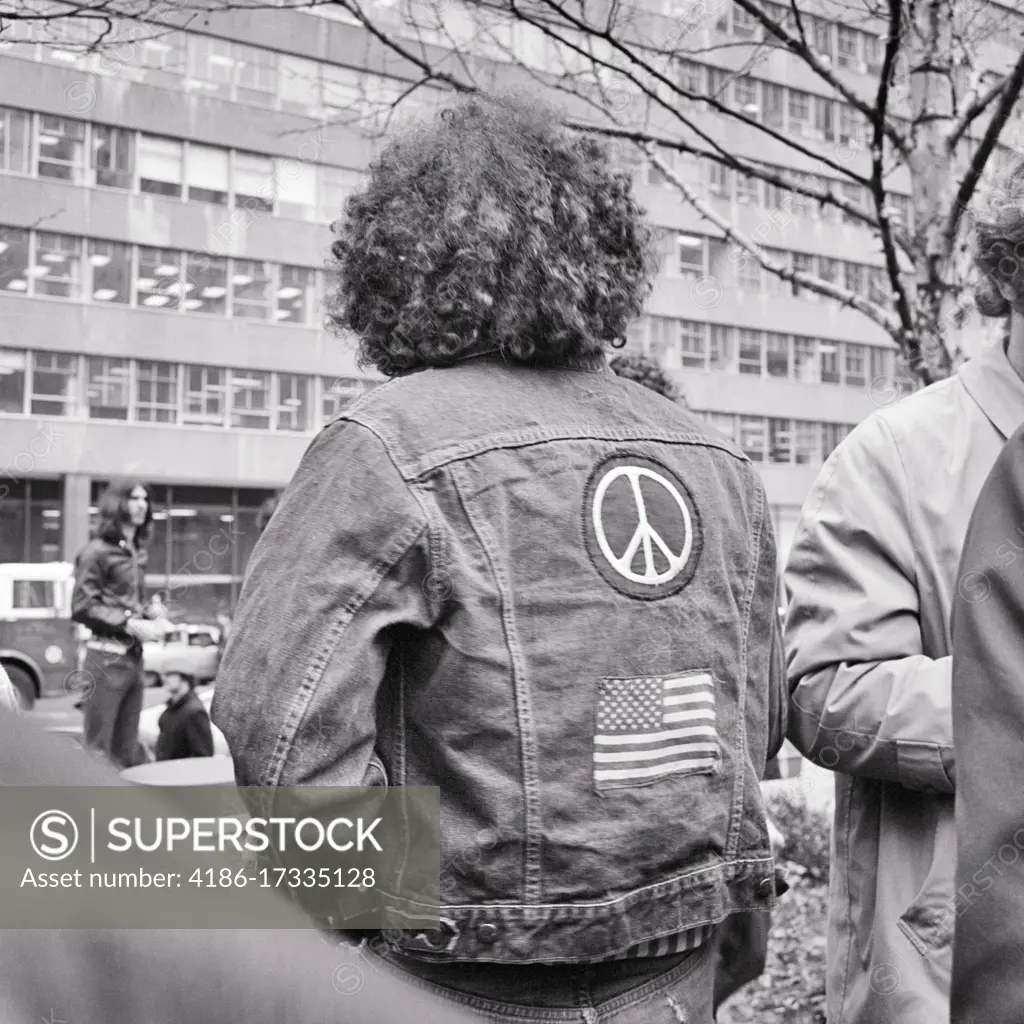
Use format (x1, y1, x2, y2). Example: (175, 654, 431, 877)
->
(214, 93, 786, 1023)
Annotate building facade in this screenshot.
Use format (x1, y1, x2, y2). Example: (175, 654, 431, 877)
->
(0, 1, 1011, 618)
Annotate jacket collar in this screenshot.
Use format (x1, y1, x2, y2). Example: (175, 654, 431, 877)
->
(959, 341, 1024, 440)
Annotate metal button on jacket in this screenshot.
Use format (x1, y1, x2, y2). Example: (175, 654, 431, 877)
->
(477, 923, 498, 944)
(756, 877, 774, 899)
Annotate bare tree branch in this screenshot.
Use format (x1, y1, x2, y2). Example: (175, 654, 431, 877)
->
(946, 71, 1008, 152)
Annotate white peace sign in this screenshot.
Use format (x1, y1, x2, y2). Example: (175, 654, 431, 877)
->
(592, 466, 694, 585)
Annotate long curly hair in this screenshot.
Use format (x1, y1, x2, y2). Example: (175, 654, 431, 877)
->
(327, 92, 656, 374)
(973, 156, 1024, 318)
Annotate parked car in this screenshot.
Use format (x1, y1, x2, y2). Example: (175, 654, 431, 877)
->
(0, 562, 78, 709)
(136, 684, 230, 760)
(143, 624, 222, 688)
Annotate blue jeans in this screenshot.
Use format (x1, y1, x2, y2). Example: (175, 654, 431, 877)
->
(364, 938, 716, 1023)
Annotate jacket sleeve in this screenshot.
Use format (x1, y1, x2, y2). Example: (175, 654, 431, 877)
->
(71, 545, 132, 637)
(186, 710, 214, 759)
(783, 415, 954, 793)
(950, 426, 1024, 1023)
(212, 420, 438, 787)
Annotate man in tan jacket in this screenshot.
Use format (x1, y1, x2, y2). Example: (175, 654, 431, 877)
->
(783, 333, 1024, 1020)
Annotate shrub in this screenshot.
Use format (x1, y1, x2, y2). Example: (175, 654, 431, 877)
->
(766, 788, 831, 883)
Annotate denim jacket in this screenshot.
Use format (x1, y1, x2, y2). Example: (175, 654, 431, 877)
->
(212, 355, 786, 964)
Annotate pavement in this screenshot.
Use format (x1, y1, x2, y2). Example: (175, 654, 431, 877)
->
(25, 686, 171, 738)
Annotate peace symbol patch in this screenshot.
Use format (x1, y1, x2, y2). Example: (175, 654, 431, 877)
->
(582, 453, 703, 600)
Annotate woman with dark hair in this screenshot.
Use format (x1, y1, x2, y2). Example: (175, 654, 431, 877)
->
(72, 480, 168, 769)
(214, 93, 785, 1023)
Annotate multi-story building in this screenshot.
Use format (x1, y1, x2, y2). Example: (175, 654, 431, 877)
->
(0, 1, 1012, 618)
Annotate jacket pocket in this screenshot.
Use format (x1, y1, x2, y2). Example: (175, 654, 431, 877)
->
(592, 670, 720, 795)
(896, 803, 956, 961)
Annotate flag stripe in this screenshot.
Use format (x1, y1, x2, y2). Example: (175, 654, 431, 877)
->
(594, 742, 719, 763)
(594, 725, 717, 746)
(664, 675, 713, 690)
(595, 755, 718, 781)
(663, 708, 715, 724)
(663, 693, 715, 707)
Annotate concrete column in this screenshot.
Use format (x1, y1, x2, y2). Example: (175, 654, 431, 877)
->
(62, 473, 92, 563)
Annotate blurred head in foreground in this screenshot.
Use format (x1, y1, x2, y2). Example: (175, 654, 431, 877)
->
(328, 92, 656, 375)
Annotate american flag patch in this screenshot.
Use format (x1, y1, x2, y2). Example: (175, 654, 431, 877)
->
(594, 672, 719, 791)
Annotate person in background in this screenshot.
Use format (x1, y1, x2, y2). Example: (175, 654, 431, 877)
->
(71, 481, 168, 770)
(782, 156, 1024, 1024)
(214, 93, 786, 1023)
(155, 671, 214, 761)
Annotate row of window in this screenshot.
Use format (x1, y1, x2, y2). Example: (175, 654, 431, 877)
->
(628, 317, 896, 387)
(0, 349, 377, 430)
(701, 410, 854, 466)
(658, 231, 892, 305)
(644, 149, 914, 231)
(0, 106, 365, 224)
(0, 226, 322, 323)
(0, 18, 438, 129)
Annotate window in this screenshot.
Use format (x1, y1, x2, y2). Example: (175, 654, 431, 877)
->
(769, 418, 793, 463)
(738, 329, 762, 375)
(317, 165, 361, 224)
(737, 250, 761, 291)
(278, 55, 320, 115)
(864, 34, 883, 74)
(676, 234, 704, 278)
(763, 84, 784, 129)
(837, 26, 859, 68)
(0, 107, 30, 173)
(190, 36, 237, 96)
(822, 422, 850, 457)
(765, 333, 789, 376)
(322, 376, 366, 422)
(37, 115, 86, 182)
(235, 44, 278, 106)
(88, 239, 131, 304)
(92, 124, 134, 189)
(708, 162, 731, 199)
(276, 266, 315, 324)
(31, 352, 79, 416)
(794, 421, 820, 464)
(650, 316, 681, 369)
(819, 257, 840, 293)
(764, 250, 788, 295)
(0, 227, 30, 294)
(139, 135, 184, 197)
(233, 152, 275, 214)
(676, 59, 703, 94)
(0, 348, 27, 413)
(276, 373, 311, 431)
(85, 356, 129, 420)
(810, 15, 834, 61)
(793, 338, 819, 383)
(709, 325, 734, 370)
(868, 267, 889, 304)
(792, 252, 816, 300)
(707, 412, 736, 442)
(731, 2, 757, 38)
(840, 182, 865, 224)
(321, 65, 365, 119)
(843, 261, 864, 297)
(12, 580, 56, 611)
(274, 158, 316, 220)
(839, 105, 865, 149)
(736, 171, 759, 205)
(137, 34, 187, 84)
(788, 90, 811, 135)
(734, 76, 759, 115)
(136, 247, 183, 309)
(136, 360, 178, 424)
(625, 319, 647, 354)
(706, 67, 731, 108)
(870, 345, 894, 382)
(845, 342, 867, 386)
(740, 416, 767, 462)
(183, 254, 227, 314)
(231, 260, 272, 319)
(186, 144, 228, 205)
(184, 365, 226, 426)
(814, 96, 835, 141)
(679, 321, 707, 369)
(229, 369, 271, 429)
(34, 233, 81, 299)
(820, 341, 841, 384)
(890, 193, 912, 231)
